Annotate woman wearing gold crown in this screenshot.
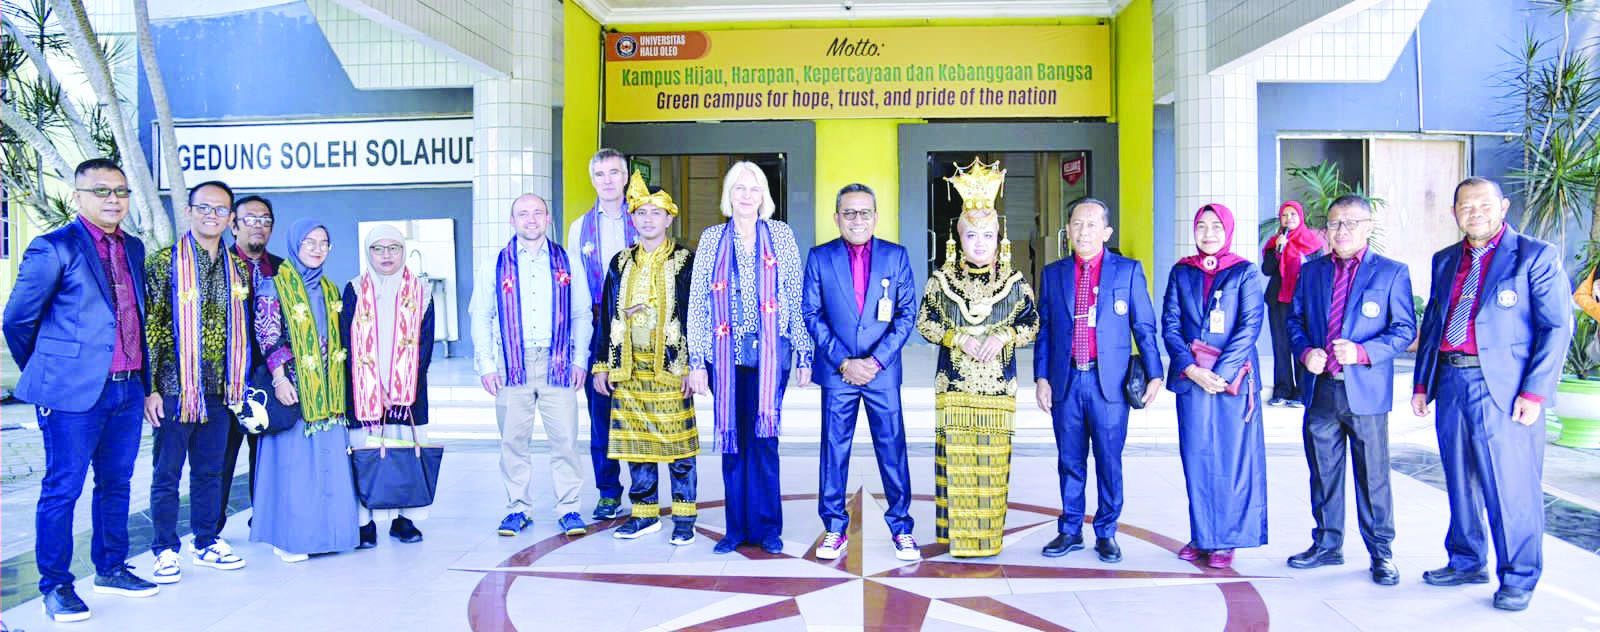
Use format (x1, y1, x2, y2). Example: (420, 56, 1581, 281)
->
(917, 157, 1039, 558)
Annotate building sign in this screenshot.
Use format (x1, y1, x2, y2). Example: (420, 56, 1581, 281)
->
(154, 116, 474, 190)
(604, 25, 1112, 122)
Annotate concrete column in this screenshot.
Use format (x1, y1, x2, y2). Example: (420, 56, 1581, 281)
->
(1172, 0, 1259, 258)
(472, 0, 555, 261)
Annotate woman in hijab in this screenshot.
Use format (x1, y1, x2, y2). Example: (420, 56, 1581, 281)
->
(251, 219, 359, 561)
(1161, 203, 1268, 569)
(1262, 201, 1325, 406)
(340, 225, 435, 548)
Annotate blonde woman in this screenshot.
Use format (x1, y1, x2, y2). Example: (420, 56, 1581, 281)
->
(686, 161, 814, 555)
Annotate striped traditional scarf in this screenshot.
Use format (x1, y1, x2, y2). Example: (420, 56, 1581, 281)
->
(351, 268, 425, 426)
(579, 201, 636, 306)
(172, 233, 250, 423)
(709, 221, 781, 454)
(496, 237, 575, 387)
(272, 264, 347, 431)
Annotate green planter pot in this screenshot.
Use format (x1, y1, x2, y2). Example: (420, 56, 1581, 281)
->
(1555, 377, 1600, 449)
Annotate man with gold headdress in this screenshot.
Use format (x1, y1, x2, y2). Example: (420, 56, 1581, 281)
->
(592, 172, 699, 545)
(917, 157, 1040, 558)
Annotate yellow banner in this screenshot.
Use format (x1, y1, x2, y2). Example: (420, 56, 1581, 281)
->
(604, 25, 1112, 122)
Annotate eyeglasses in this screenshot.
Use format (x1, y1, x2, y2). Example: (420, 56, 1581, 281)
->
(369, 244, 403, 256)
(190, 203, 232, 217)
(301, 239, 332, 252)
(1326, 219, 1371, 232)
(76, 187, 132, 199)
(237, 216, 273, 228)
(838, 209, 875, 221)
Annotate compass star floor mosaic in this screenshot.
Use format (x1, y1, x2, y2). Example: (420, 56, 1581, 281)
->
(5, 451, 1599, 631)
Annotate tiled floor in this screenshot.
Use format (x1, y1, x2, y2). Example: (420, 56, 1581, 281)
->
(5, 450, 1600, 632)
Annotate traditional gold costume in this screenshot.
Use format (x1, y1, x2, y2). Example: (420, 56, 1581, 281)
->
(917, 157, 1040, 557)
(594, 172, 699, 524)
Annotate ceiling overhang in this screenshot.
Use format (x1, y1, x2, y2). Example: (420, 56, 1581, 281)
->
(572, 0, 1132, 25)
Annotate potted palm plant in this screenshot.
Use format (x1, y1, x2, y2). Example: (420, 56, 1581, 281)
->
(1506, 3, 1600, 448)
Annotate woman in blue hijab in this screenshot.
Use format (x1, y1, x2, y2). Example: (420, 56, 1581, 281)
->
(250, 219, 360, 561)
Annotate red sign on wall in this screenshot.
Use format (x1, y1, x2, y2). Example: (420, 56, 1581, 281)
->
(1061, 158, 1084, 186)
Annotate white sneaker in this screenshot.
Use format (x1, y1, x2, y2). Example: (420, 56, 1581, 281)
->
(195, 539, 247, 570)
(816, 532, 847, 561)
(894, 534, 921, 561)
(151, 550, 182, 584)
(273, 547, 309, 563)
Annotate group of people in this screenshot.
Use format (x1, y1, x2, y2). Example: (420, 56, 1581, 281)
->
(3, 149, 1574, 624)
(4, 158, 438, 622)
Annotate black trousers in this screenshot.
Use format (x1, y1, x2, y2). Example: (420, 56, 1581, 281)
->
(215, 416, 258, 534)
(1303, 377, 1395, 558)
(628, 458, 697, 524)
(1267, 299, 1300, 401)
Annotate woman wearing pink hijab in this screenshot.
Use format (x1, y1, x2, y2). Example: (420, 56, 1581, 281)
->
(1161, 203, 1268, 569)
(1262, 201, 1325, 406)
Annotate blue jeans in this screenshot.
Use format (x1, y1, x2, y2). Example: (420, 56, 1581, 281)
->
(35, 378, 144, 593)
(150, 395, 233, 555)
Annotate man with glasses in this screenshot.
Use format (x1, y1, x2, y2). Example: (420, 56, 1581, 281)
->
(142, 181, 252, 583)
(1034, 197, 1163, 563)
(801, 183, 921, 561)
(1285, 195, 1415, 586)
(1411, 178, 1572, 611)
(565, 148, 636, 520)
(4, 158, 159, 622)
(215, 195, 283, 536)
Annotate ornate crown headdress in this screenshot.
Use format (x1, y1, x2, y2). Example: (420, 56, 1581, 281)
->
(942, 156, 1013, 275)
(944, 156, 1006, 215)
(625, 169, 678, 216)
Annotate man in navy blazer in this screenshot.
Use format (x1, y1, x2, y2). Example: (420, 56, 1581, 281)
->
(3, 159, 162, 621)
(1285, 196, 1415, 586)
(801, 184, 920, 562)
(1034, 198, 1163, 563)
(1411, 177, 1572, 612)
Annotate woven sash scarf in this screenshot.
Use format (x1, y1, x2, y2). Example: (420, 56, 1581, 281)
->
(351, 268, 425, 426)
(273, 265, 347, 430)
(172, 233, 250, 423)
(709, 221, 781, 454)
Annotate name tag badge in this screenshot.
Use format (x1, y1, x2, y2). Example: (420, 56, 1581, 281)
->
(1209, 308, 1226, 334)
(876, 279, 893, 322)
(1361, 301, 1380, 318)
(1087, 304, 1098, 326)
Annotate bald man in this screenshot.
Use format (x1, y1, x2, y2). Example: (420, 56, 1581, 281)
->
(470, 194, 593, 539)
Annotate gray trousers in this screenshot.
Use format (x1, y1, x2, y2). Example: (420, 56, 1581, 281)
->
(495, 350, 582, 518)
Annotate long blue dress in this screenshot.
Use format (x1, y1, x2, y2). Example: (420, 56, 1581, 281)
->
(249, 271, 360, 555)
(1161, 262, 1268, 550)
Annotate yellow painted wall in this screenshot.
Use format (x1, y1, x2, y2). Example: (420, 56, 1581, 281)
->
(813, 119, 920, 244)
(562, 1, 603, 235)
(1114, 0, 1155, 281)
(605, 16, 1121, 248)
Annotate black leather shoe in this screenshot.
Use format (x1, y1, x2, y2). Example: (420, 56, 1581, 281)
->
(357, 521, 378, 549)
(1370, 558, 1399, 586)
(43, 584, 91, 622)
(713, 535, 741, 554)
(1041, 533, 1084, 558)
(1493, 586, 1533, 611)
(390, 517, 424, 543)
(1095, 537, 1122, 563)
(760, 535, 784, 554)
(1286, 545, 1344, 569)
(1422, 565, 1491, 586)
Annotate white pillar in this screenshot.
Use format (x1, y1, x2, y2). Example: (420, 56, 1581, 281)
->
(472, 0, 555, 261)
(1172, 0, 1259, 259)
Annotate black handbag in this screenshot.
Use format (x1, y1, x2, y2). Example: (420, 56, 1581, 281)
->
(348, 420, 443, 510)
(1124, 354, 1150, 409)
(241, 374, 297, 435)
